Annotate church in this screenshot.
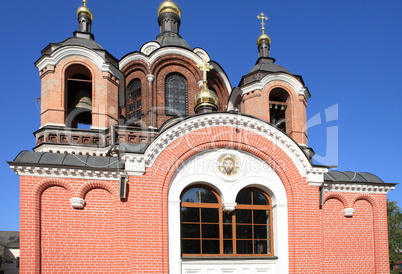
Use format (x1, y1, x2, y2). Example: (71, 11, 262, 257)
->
(9, 1, 396, 273)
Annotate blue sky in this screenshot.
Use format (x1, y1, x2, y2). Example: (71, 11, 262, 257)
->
(0, 0, 401, 231)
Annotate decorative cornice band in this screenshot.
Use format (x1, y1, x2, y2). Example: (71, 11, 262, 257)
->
(142, 113, 327, 179)
(10, 165, 122, 180)
(323, 182, 395, 194)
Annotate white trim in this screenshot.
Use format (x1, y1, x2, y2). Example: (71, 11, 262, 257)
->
(9, 165, 122, 180)
(70, 197, 85, 209)
(141, 113, 326, 180)
(168, 149, 289, 274)
(241, 73, 309, 99)
(36, 46, 122, 79)
(323, 182, 395, 194)
(343, 208, 355, 217)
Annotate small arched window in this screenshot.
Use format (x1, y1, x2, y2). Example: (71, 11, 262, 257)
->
(65, 65, 92, 129)
(269, 88, 289, 132)
(126, 79, 142, 121)
(180, 186, 273, 257)
(165, 73, 187, 116)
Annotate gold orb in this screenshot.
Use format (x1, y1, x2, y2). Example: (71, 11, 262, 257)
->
(157, 1, 181, 18)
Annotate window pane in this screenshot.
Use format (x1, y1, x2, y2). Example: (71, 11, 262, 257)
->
(236, 189, 252, 204)
(254, 239, 268, 254)
(181, 207, 199, 222)
(181, 187, 218, 203)
(182, 240, 200, 254)
(224, 240, 233, 254)
(200, 189, 218, 203)
(182, 224, 200, 238)
(236, 209, 252, 223)
(237, 240, 252, 254)
(254, 225, 267, 239)
(236, 225, 252, 239)
(254, 210, 269, 224)
(201, 208, 219, 223)
(165, 74, 187, 115)
(253, 191, 268, 205)
(202, 240, 219, 254)
(223, 224, 232, 238)
(223, 213, 232, 224)
(202, 224, 219, 238)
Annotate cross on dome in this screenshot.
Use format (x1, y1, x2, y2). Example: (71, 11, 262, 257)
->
(257, 12, 268, 34)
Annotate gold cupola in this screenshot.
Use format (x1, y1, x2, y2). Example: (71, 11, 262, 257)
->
(194, 60, 218, 113)
(77, 0, 93, 21)
(256, 12, 271, 58)
(157, 0, 181, 18)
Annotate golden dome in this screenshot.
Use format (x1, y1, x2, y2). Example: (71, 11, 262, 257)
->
(77, 1, 93, 21)
(257, 33, 271, 45)
(195, 86, 218, 110)
(157, 0, 181, 18)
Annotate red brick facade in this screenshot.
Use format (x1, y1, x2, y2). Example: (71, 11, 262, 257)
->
(12, 1, 394, 273)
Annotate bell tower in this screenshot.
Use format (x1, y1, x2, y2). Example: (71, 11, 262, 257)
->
(230, 12, 310, 146)
(34, 1, 122, 154)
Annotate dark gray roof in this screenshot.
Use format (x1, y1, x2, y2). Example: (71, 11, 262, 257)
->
(11, 151, 123, 169)
(155, 32, 191, 50)
(60, 37, 104, 50)
(0, 231, 19, 249)
(324, 171, 384, 183)
(250, 57, 291, 74)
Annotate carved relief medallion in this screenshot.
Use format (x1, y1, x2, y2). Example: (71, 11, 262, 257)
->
(218, 154, 240, 176)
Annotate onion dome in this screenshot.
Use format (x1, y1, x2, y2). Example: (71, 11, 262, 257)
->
(157, 0, 181, 18)
(194, 85, 218, 113)
(77, 0, 93, 21)
(257, 33, 271, 45)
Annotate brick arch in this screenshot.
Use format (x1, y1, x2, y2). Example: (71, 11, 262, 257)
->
(77, 181, 118, 199)
(121, 59, 149, 76)
(324, 192, 350, 208)
(151, 54, 201, 79)
(352, 193, 378, 210)
(33, 178, 76, 198)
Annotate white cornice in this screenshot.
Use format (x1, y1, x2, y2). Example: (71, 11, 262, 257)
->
(241, 74, 309, 99)
(36, 46, 122, 79)
(139, 113, 326, 179)
(323, 182, 395, 194)
(10, 165, 122, 180)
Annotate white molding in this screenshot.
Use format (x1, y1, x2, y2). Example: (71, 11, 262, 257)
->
(241, 73, 309, 99)
(33, 144, 110, 156)
(168, 149, 289, 274)
(141, 113, 326, 180)
(122, 155, 146, 175)
(140, 41, 160, 55)
(323, 182, 395, 194)
(343, 208, 355, 217)
(70, 197, 85, 209)
(9, 165, 122, 180)
(36, 46, 122, 79)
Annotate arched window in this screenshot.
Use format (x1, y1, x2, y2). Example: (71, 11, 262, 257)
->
(126, 79, 142, 121)
(65, 65, 92, 129)
(235, 188, 273, 255)
(165, 73, 187, 116)
(180, 186, 273, 257)
(269, 88, 289, 132)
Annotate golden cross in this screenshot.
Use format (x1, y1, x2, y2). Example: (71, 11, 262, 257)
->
(197, 59, 213, 84)
(257, 12, 268, 34)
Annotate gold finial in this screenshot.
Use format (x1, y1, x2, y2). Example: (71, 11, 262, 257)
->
(197, 59, 213, 89)
(77, 0, 93, 21)
(195, 59, 218, 113)
(158, 0, 182, 18)
(257, 12, 268, 34)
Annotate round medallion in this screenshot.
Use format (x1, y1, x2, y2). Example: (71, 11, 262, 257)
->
(218, 154, 240, 176)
